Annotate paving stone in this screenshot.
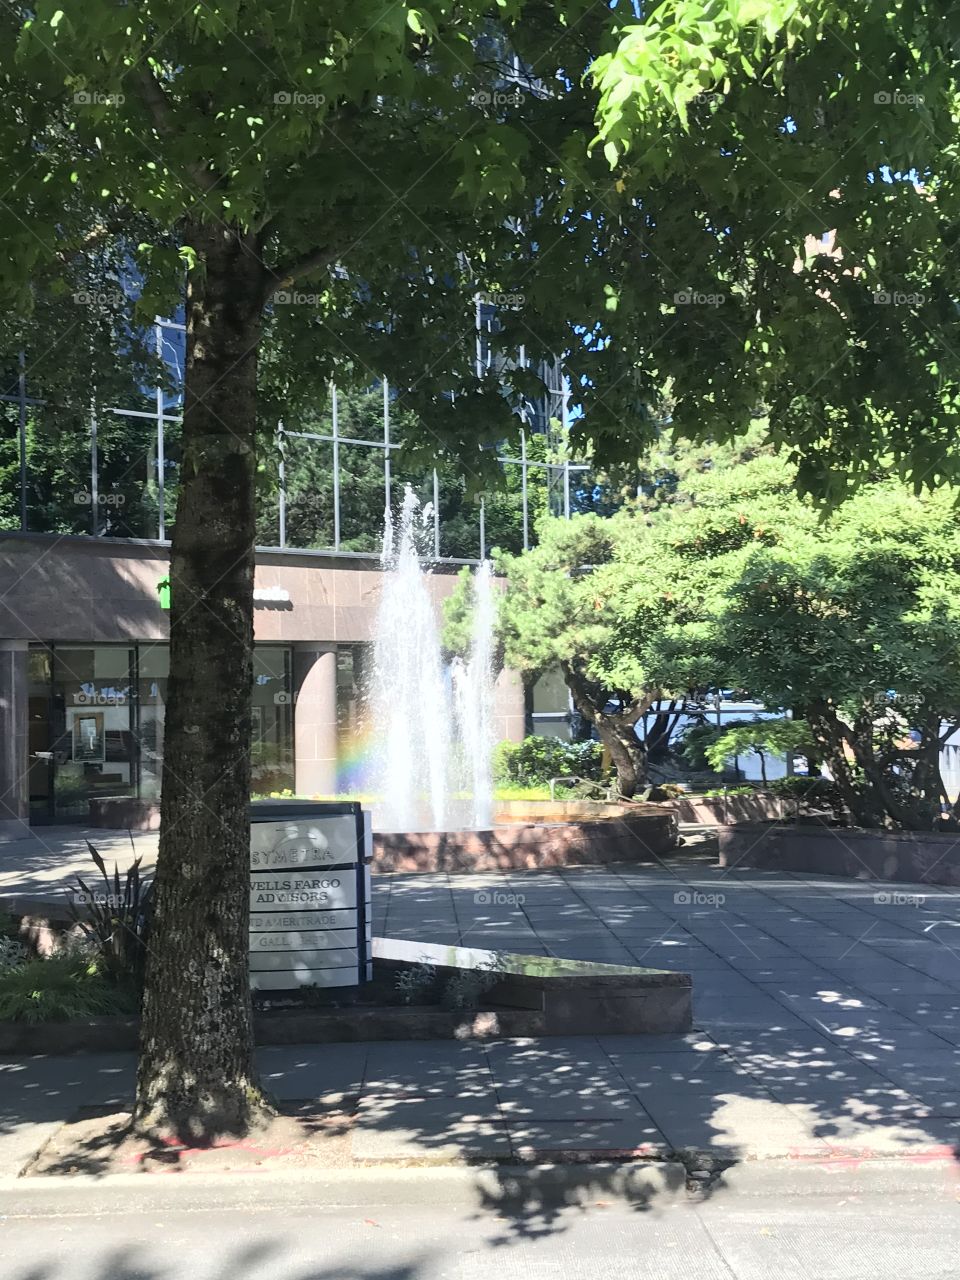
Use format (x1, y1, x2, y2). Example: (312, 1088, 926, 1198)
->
(351, 1095, 510, 1160)
(507, 1115, 667, 1156)
(258, 1044, 368, 1103)
(640, 1093, 830, 1158)
(362, 1041, 494, 1097)
(609, 1052, 755, 1096)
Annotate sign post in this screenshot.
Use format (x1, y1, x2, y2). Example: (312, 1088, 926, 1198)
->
(248, 801, 372, 992)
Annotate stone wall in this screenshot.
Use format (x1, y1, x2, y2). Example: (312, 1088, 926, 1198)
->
(374, 808, 679, 873)
(719, 821, 960, 886)
(671, 793, 789, 825)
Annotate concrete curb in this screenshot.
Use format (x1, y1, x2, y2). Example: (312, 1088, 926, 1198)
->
(2, 1154, 959, 1217)
(711, 1154, 960, 1199)
(0, 1161, 689, 1216)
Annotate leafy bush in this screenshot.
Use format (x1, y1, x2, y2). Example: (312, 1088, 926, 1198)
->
(68, 842, 153, 989)
(493, 736, 604, 786)
(767, 774, 846, 818)
(395, 962, 439, 1005)
(0, 955, 138, 1023)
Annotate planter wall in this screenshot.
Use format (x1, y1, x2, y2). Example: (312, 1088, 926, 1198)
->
(719, 821, 960, 886)
(89, 797, 160, 831)
(374, 807, 678, 873)
(671, 794, 789, 826)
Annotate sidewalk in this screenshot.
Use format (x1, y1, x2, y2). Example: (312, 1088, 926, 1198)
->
(4, 1030, 960, 1182)
(0, 825, 158, 903)
(2, 840, 960, 1181)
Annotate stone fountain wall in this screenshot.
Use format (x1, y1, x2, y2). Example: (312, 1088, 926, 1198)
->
(372, 806, 678, 873)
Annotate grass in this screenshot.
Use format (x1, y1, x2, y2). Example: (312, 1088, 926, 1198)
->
(0, 956, 138, 1024)
(254, 785, 574, 803)
(492, 783, 555, 801)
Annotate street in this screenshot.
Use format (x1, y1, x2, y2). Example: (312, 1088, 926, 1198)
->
(1, 1169, 959, 1280)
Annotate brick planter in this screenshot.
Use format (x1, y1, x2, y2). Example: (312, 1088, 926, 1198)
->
(719, 821, 960, 886)
(373, 807, 678, 873)
(671, 793, 788, 825)
(89, 797, 160, 831)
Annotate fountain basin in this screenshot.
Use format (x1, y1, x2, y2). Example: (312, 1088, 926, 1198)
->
(372, 805, 678, 873)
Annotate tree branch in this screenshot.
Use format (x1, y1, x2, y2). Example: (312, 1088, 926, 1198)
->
(133, 65, 175, 135)
(133, 65, 219, 194)
(261, 245, 339, 302)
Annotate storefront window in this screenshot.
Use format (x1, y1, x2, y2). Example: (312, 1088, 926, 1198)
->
(27, 648, 53, 820)
(51, 646, 135, 818)
(137, 644, 168, 801)
(336, 644, 369, 793)
(29, 641, 295, 820)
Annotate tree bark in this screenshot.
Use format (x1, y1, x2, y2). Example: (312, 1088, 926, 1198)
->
(596, 719, 647, 797)
(134, 222, 272, 1141)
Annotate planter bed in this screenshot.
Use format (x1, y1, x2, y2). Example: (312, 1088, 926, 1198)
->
(0, 935, 691, 1053)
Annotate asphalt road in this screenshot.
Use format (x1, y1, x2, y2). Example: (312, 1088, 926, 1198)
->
(1, 1167, 958, 1280)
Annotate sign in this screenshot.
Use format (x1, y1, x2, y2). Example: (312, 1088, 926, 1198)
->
(249, 909, 354, 931)
(250, 816, 360, 870)
(249, 873, 357, 911)
(249, 802, 369, 992)
(252, 968, 358, 991)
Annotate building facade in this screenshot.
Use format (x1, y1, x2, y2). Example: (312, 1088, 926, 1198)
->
(0, 534, 526, 836)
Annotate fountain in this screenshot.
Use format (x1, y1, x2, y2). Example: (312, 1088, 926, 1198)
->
(370, 487, 495, 831)
(367, 486, 678, 870)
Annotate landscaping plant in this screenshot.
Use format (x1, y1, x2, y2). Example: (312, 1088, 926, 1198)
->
(68, 843, 154, 990)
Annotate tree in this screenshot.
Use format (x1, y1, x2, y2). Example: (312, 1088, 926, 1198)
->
(714, 485, 960, 829)
(491, 513, 663, 797)
(1, 0, 668, 1141)
(704, 718, 815, 785)
(635, 452, 960, 830)
(591, 0, 960, 503)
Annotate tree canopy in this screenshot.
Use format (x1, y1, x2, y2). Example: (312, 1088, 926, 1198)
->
(5, 2, 960, 492)
(491, 437, 960, 828)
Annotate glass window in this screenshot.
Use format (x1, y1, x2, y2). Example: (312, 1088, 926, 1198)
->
(251, 646, 294, 795)
(51, 646, 135, 818)
(336, 644, 369, 793)
(27, 647, 53, 819)
(136, 643, 169, 800)
(30, 641, 296, 819)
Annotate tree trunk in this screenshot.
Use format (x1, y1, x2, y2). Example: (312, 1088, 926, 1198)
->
(559, 660, 650, 798)
(596, 719, 647, 798)
(808, 702, 885, 828)
(522, 675, 535, 738)
(134, 223, 271, 1142)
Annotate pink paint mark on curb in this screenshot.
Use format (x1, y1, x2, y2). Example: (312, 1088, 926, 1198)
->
(120, 1131, 300, 1168)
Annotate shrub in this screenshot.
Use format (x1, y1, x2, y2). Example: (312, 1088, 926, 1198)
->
(0, 955, 138, 1023)
(68, 842, 153, 990)
(768, 774, 846, 818)
(493, 736, 604, 786)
